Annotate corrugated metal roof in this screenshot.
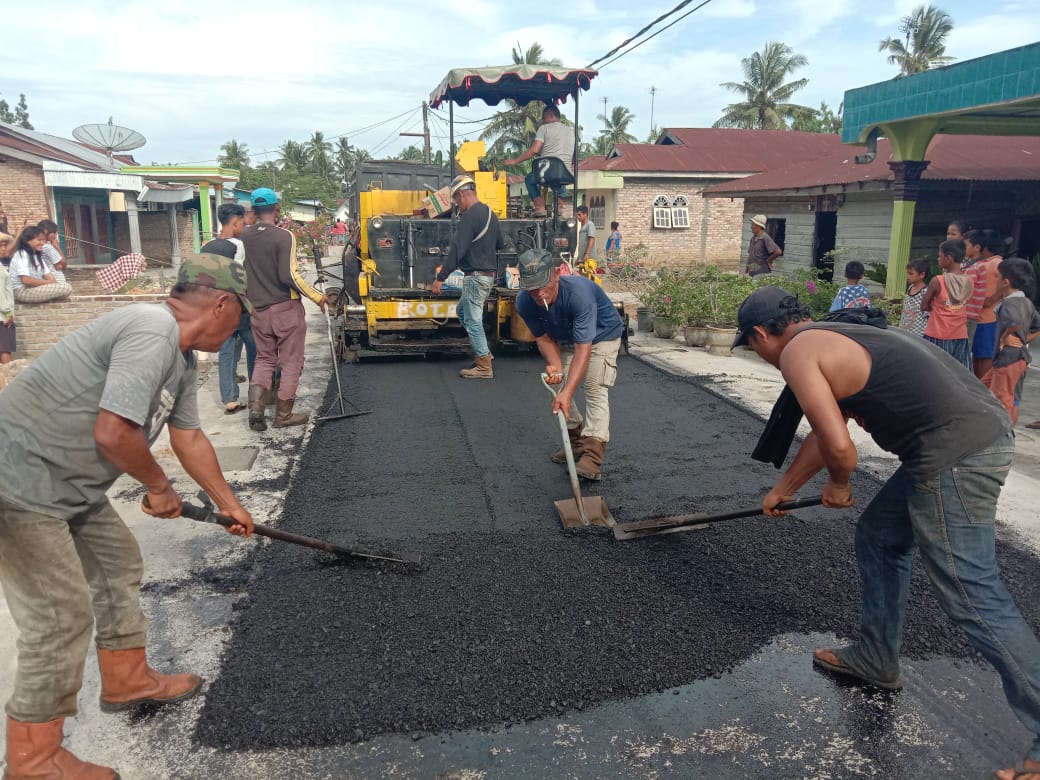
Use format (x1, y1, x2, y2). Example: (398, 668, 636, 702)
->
(704, 135, 1040, 196)
(580, 128, 843, 174)
(0, 120, 135, 171)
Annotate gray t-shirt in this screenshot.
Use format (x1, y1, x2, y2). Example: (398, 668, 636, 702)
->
(535, 121, 575, 173)
(578, 219, 597, 260)
(0, 303, 199, 519)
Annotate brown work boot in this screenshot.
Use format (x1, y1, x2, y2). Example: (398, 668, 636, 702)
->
(97, 647, 202, 713)
(5, 716, 118, 779)
(273, 398, 309, 428)
(575, 437, 606, 481)
(550, 423, 585, 464)
(531, 196, 547, 217)
(459, 354, 493, 379)
(247, 384, 268, 431)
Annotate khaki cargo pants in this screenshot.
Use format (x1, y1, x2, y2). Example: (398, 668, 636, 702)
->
(561, 338, 621, 442)
(0, 496, 148, 722)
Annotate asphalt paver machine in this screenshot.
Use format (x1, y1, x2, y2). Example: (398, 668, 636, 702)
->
(328, 64, 623, 361)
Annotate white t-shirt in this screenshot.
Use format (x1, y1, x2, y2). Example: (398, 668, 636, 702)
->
(9, 249, 59, 291)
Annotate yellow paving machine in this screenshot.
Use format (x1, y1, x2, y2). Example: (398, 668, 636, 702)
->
(325, 64, 626, 361)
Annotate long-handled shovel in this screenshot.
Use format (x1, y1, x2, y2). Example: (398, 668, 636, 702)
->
(541, 373, 614, 529)
(315, 274, 370, 423)
(179, 498, 421, 565)
(612, 495, 824, 540)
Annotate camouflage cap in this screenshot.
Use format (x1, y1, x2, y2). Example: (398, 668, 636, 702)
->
(178, 253, 253, 313)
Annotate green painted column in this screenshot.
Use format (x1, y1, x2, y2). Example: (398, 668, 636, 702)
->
(884, 160, 930, 298)
(198, 181, 212, 241)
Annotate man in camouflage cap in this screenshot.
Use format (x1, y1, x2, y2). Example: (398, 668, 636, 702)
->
(0, 252, 255, 777)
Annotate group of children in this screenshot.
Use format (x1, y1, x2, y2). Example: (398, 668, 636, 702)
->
(832, 221, 1040, 425)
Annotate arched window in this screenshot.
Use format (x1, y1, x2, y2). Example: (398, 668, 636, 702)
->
(671, 195, 690, 229)
(652, 195, 671, 229)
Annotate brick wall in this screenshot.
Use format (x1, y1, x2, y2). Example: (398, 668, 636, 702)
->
(14, 294, 167, 360)
(0, 158, 49, 234)
(607, 178, 743, 271)
(112, 209, 194, 267)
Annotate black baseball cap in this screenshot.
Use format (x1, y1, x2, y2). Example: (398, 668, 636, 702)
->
(732, 286, 801, 348)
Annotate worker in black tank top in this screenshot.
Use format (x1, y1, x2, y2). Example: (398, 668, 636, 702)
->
(732, 287, 1038, 780)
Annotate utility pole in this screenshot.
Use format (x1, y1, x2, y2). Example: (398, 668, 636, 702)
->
(649, 86, 657, 135)
(602, 96, 609, 129)
(399, 102, 432, 164)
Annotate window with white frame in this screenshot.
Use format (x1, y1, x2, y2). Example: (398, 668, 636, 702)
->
(652, 195, 671, 229)
(671, 195, 691, 229)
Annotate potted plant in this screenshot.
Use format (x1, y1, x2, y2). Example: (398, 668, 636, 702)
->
(699, 267, 757, 355)
(643, 269, 687, 339)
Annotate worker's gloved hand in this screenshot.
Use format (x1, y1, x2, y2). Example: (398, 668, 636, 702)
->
(544, 365, 564, 384)
(219, 504, 254, 537)
(141, 481, 182, 519)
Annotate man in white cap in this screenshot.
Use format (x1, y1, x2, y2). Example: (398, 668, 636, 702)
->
(745, 214, 782, 277)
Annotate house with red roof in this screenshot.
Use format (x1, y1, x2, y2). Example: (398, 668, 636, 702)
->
(578, 128, 842, 269)
(703, 134, 1040, 281)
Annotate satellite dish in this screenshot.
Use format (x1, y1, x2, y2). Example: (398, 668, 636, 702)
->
(72, 118, 146, 161)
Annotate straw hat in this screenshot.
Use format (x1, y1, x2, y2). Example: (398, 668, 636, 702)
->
(749, 214, 768, 229)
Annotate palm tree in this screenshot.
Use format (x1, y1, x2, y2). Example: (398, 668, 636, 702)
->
(306, 131, 334, 181)
(334, 137, 353, 181)
(481, 43, 563, 159)
(277, 140, 308, 172)
(597, 105, 637, 146)
(879, 5, 955, 76)
(395, 145, 425, 162)
(713, 42, 814, 130)
(218, 139, 250, 170)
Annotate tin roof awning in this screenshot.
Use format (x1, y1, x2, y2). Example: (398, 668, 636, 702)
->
(430, 65, 597, 108)
(139, 182, 195, 203)
(42, 161, 143, 192)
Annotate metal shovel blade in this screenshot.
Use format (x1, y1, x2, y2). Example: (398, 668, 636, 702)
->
(555, 495, 615, 529)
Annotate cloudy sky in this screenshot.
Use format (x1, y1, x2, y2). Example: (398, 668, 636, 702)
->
(1, 0, 1036, 168)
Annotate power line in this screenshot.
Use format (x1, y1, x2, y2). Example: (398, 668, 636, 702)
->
(598, 0, 715, 70)
(368, 109, 422, 158)
(587, 0, 715, 70)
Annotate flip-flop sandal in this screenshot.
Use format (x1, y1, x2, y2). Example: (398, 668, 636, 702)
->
(223, 403, 246, 415)
(812, 649, 903, 690)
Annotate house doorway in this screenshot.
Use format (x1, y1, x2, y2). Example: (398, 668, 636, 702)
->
(813, 211, 837, 282)
(55, 191, 113, 265)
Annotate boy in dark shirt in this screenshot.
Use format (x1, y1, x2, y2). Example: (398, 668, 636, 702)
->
(983, 257, 1040, 423)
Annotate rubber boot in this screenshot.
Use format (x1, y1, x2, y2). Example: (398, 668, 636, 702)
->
(262, 370, 280, 406)
(96, 647, 202, 713)
(575, 437, 606, 481)
(531, 196, 547, 217)
(4, 716, 118, 779)
(247, 384, 267, 432)
(459, 354, 493, 379)
(550, 423, 585, 464)
(273, 398, 309, 428)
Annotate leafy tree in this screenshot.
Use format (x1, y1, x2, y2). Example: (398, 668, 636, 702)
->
(0, 93, 33, 129)
(481, 42, 562, 159)
(597, 105, 637, 146)
(278, 140, 309, 172)
(218, 139, 250, 170)
(791, 101, 843, 134)
(713, 42, 814, 130)
(879, 5, 955, 76)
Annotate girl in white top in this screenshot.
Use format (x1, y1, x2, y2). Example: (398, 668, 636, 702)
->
(9, 226, 72, 304)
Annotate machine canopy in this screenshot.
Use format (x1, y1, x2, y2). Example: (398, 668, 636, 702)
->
(429, 64, 597, 109)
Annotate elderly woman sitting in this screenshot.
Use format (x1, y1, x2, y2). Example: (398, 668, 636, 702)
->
(9, 226, 73, 303)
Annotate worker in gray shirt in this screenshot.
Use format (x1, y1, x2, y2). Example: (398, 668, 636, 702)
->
(576, 205, 597, 268)
(503, 104, 575, 217)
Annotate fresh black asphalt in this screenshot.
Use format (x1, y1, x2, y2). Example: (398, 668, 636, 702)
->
(195, 352, 1040, 771)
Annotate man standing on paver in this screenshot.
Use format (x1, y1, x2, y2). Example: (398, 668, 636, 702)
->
(0, 254, 255, 779)
(575, 205, 596, 269)
(432, 175, 503, 380)
(516, 252, 623, 480)
(733, 286, 1040, 780)
(502, 105, 575, 218)
(241, 187, 328, 430)
(745, 214, 781, 277)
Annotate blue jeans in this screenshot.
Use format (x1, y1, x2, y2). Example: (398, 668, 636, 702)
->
(218, 312, 256, 404)
(841, 430, 1040, 761)
(457, 275, 493, 357)
(524, 170, 569, 201)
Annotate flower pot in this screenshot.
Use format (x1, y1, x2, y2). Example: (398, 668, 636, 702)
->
(653, 316, 676, 339)
(683, 325, 708, 347)
(636, 307, 654, 333)
(704, 325, 737, 356)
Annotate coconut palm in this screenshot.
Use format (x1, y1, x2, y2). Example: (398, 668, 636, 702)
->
(713, 42, 814, 130)
(879, 5, 955, 76)
(277, 140, 308, 172)
(481, 43, 563, 159)
(218, 139, 250, 170)
(306, 131, 334, 181)
(334, 137, 353, 180)
(597, 105, 637, 146)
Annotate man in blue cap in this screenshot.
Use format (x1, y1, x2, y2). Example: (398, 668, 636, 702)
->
(240, 187, 328, 430)
(515, 252, 623, 480)
(0, 253, 254, 778)
(734, 285, 1040, 780)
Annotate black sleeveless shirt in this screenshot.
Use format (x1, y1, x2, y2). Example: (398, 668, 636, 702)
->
(798, 322, 1010, 480)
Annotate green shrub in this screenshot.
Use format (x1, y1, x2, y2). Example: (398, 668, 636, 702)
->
(756, 268, 840, 319)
